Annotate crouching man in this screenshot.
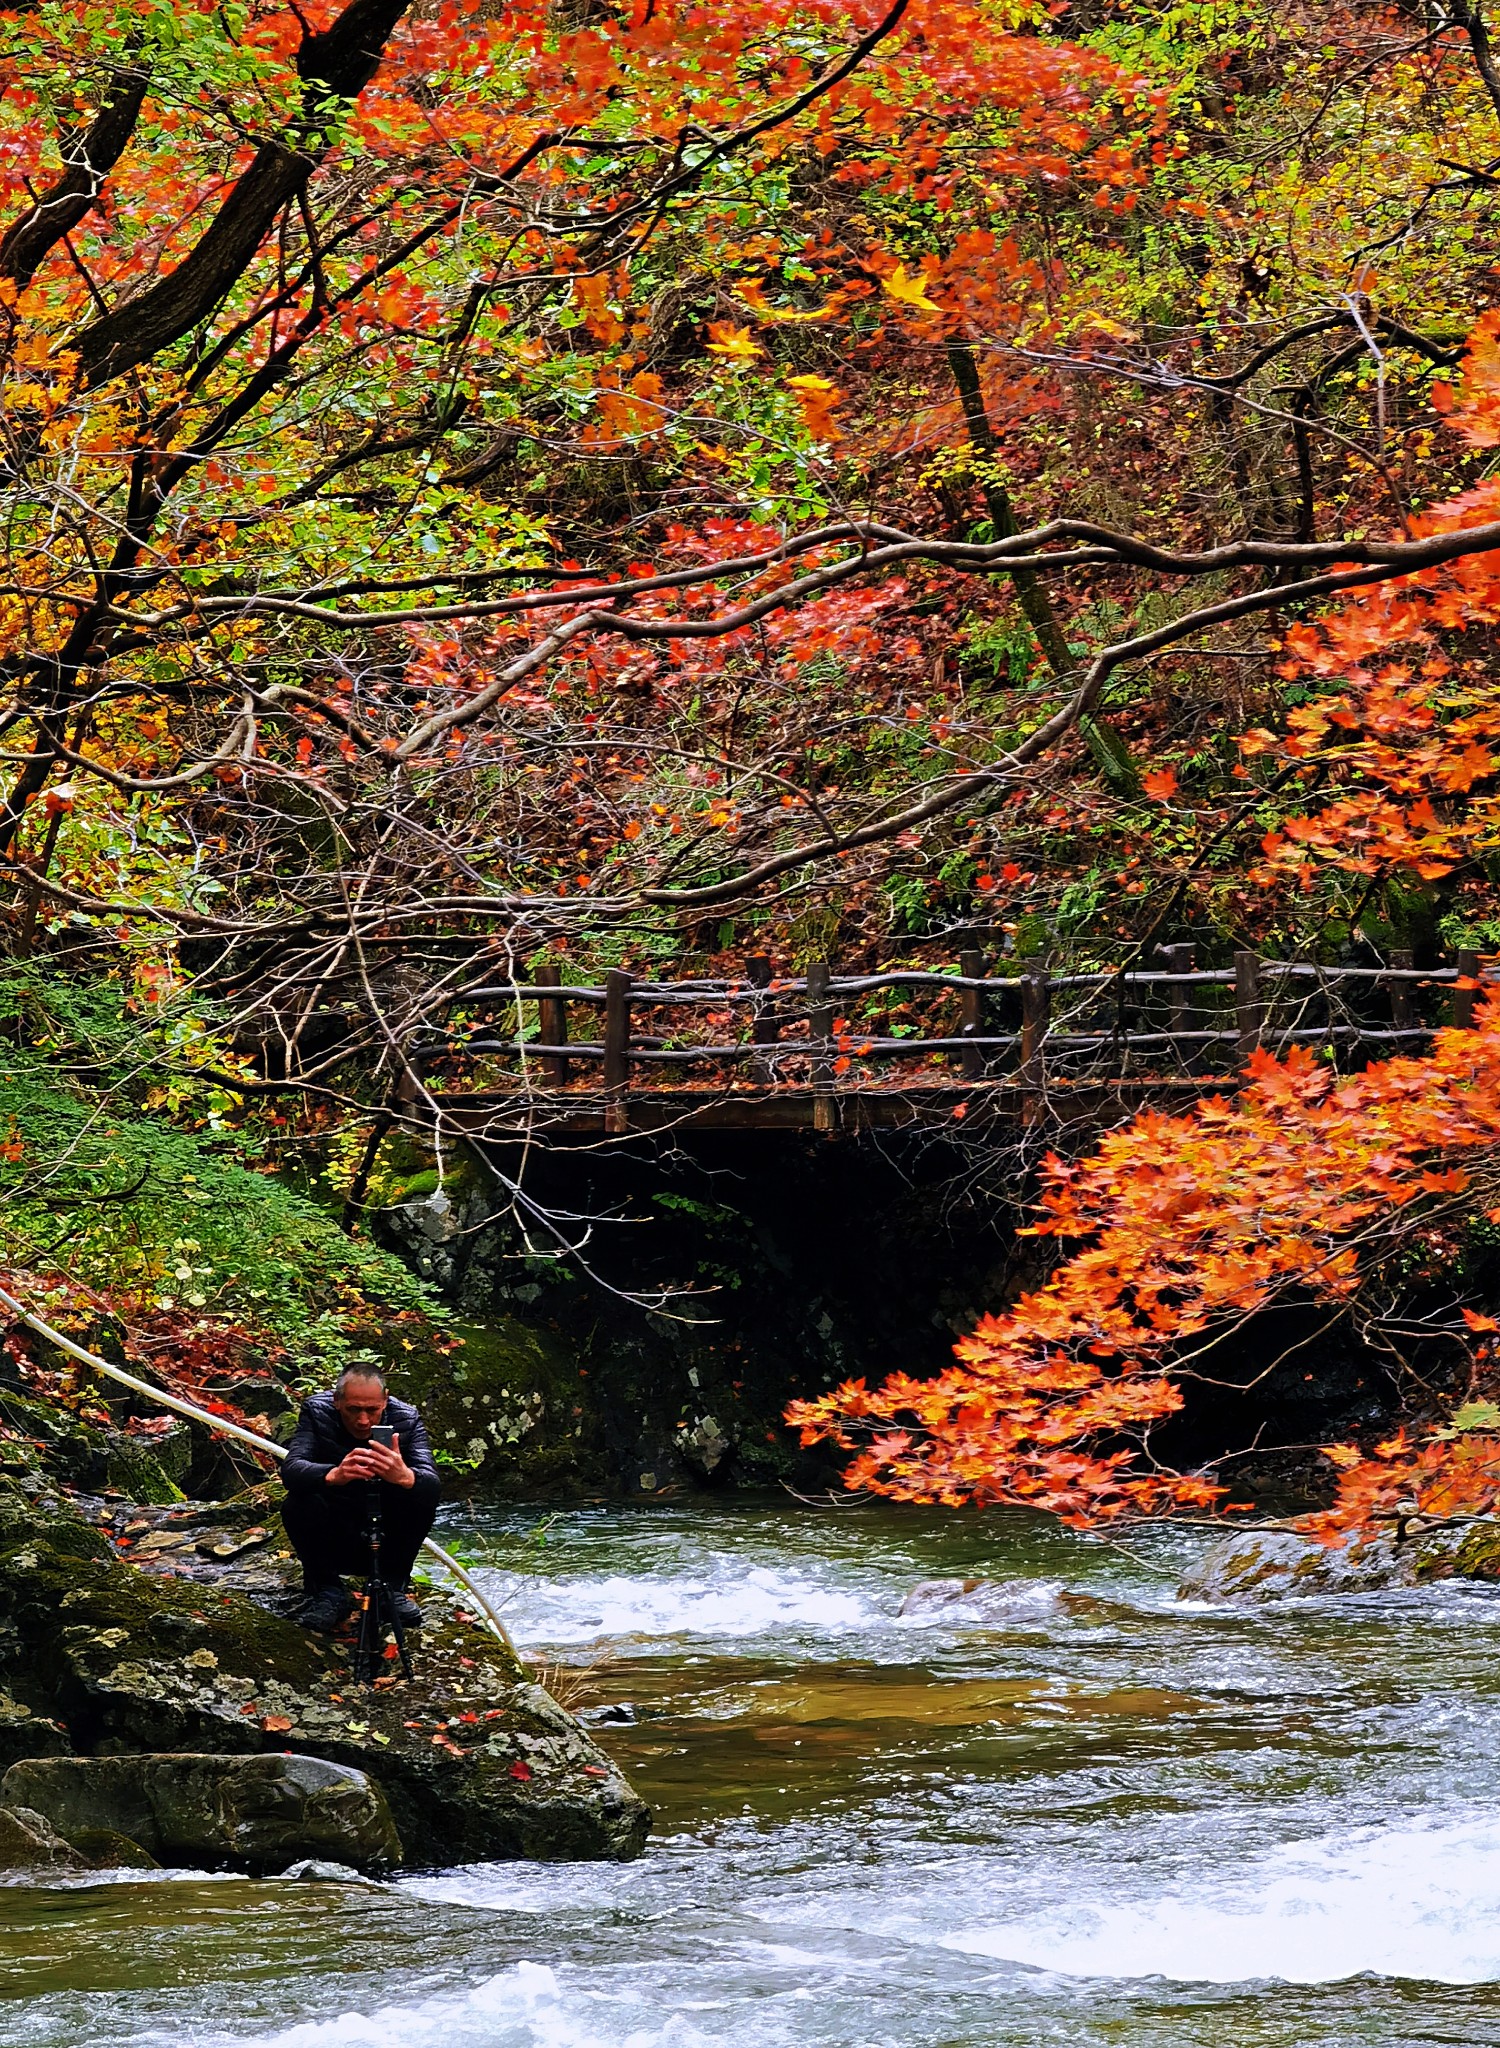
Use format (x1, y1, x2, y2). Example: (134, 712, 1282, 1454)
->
(281, 1365, 441, 1633)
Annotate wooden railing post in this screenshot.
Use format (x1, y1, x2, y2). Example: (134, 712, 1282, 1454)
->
(1163, 943, 1196, 1039)
(1455, 948, 1481, 1029)
(1235, 950, 1263, 1062)
(959, 948, 986, 1080)
(807, 959, 836, 1132)
(536, 960, 569, 1086)
(1389, 947, 1415, 1033)
(748, 954, 778, 1083)
(603, 969, 632, 1132)
(1019, 969, 1049, 1097)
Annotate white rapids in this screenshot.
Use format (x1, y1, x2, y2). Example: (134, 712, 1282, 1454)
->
(14, 1501, 1500, 2048)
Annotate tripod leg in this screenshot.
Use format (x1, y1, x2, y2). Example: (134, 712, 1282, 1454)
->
(353, 1586, 378, 1685)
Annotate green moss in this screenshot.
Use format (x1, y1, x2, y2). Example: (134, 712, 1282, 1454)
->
(0, 966, 443, 1375)
(101, 1437, 185, 1505)
(1417, 1525, 1500, 1581)
(387, 1317, 592, 1489)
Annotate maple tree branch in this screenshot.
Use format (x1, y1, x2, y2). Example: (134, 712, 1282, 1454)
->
(634, 561, 1419, 908)
(0, 54, 150, 288)
(75, 0, 416, 385)
(111, 509, 1500, 638)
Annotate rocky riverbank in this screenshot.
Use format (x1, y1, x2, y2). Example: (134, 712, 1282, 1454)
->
(0, 1477, 648, 1874)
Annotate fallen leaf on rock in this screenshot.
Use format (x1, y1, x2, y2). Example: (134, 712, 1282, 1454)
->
(508, 1760, 533, 1781)
(262, 1714, 293, 1733)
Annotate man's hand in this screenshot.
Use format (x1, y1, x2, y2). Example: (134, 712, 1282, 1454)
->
(326, 1440, 415, 1488)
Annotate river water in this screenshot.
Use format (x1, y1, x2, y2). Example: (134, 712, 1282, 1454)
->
(7, 1500, 1500, 2045)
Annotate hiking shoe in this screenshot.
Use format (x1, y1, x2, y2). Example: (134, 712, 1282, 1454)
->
(301, 1583, 351, 1633)
(391, 1587, 424, 1629)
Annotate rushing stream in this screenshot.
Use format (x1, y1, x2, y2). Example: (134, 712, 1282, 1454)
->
(8, 1499, 1500, 2045)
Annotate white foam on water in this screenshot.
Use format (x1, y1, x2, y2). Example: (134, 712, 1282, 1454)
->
(400, 1857, 652, 1916)
(940, 1815, 1500, 1986)
(240, 1960, 706, 2048)
(484, 1561, 881, 1649)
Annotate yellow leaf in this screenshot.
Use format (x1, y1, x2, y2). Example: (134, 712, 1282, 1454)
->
(882, 264, 940, 314)
(705, 322, 762, 361)
(739, 278, 836, 323)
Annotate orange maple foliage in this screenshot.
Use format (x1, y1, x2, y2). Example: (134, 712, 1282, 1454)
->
(1252, 312, 1500, 890)
(789, 1002, 1500, 1529)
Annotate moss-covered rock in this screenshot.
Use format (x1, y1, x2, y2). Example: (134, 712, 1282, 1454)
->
(0, 1804, 84, 1871)
(4, 1753, 401, 1876)
(0, 1693, 70, 1772)
(61, 1826, 160, 1870)
(382, 1318, 602, 1496)
(1177, 1522, 1500, 1603)
(0, 1387, 187, 1501)
(1416, 1522, 1500, 1581)
(0, 1481, 649, 1868)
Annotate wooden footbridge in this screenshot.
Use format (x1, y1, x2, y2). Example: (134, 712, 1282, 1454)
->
(412, 946, 1483, 1138)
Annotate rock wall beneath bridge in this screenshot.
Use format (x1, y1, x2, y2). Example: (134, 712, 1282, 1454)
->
(371, 1127, 1402, 1510)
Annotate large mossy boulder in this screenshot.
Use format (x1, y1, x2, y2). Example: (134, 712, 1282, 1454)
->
(1178, 1521, 1500, 1604)
(0, 1481, 648, 1868)
(3, 1753, 399, 1875)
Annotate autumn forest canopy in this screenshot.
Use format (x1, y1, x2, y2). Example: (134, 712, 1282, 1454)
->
(9, 0, 1500, 1532)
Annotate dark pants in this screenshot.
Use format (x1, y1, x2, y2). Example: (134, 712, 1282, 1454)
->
(281, 1483, 436, 1590)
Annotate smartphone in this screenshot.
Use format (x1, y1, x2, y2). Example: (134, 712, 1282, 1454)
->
(370, 1422, 395, 1451)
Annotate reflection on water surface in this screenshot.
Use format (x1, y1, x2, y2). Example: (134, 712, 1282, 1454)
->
(8, 1500, 1500, 2045)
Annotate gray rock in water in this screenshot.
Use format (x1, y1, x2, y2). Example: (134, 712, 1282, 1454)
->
(0, 1804, 86, 1872)
(902, 1577, 1048, 1620)
(899, 1577, 1120, 1623)
(1176, 1521, 1500, 1604)
(279, 1857, 372, 1883)
(2, 1753, 402, 1876)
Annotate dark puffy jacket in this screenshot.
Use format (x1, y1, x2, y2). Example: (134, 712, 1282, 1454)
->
(282, 1391, 441, 1506)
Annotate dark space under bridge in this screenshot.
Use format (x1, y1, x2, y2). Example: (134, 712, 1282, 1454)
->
(407, 946, 1489, 1140)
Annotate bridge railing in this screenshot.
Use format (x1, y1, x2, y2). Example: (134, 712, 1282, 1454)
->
(413, 946, 1487, 1128)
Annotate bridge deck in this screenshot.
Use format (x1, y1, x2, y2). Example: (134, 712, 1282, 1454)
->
(433, 1073, 1242, 1137)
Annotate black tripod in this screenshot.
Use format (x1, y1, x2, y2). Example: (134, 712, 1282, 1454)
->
(353, 1480, 414, 1685)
